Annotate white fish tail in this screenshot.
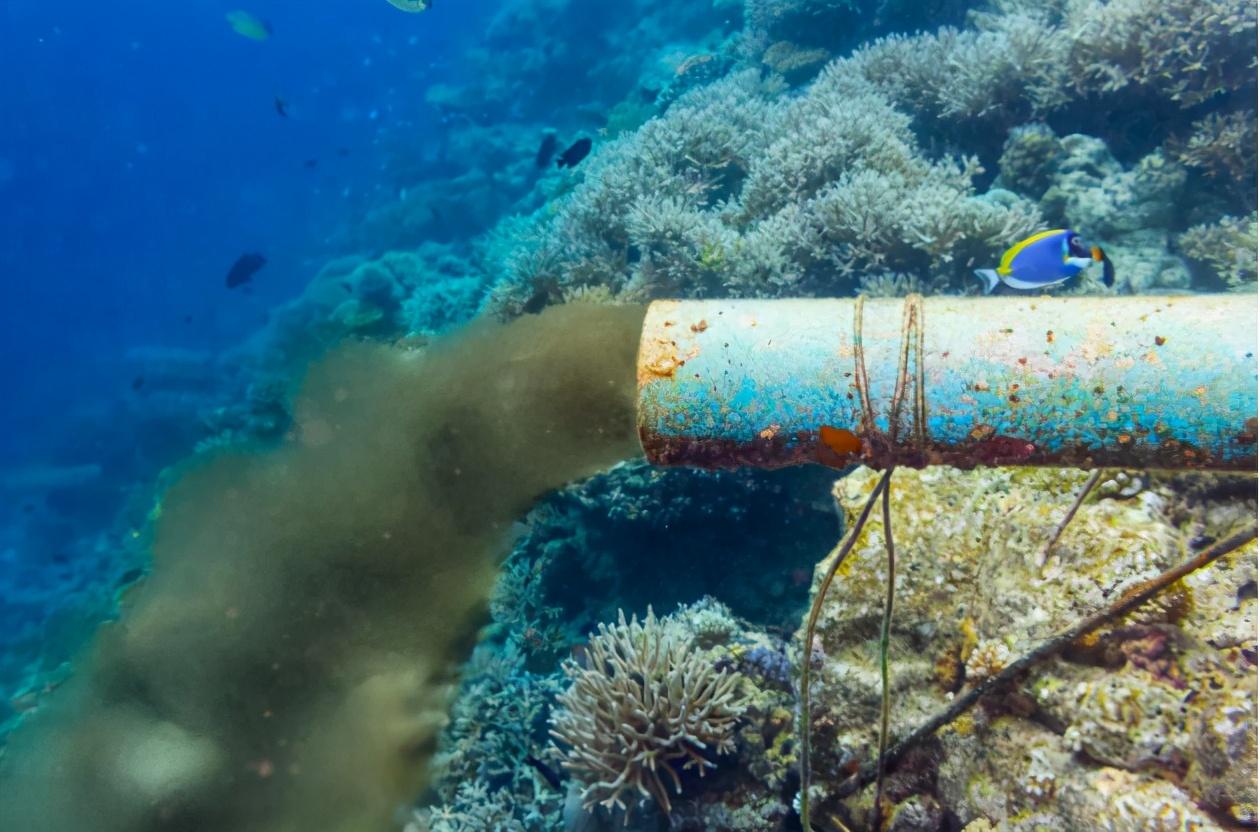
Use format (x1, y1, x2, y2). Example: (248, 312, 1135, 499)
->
(973, 269, 1001, 294)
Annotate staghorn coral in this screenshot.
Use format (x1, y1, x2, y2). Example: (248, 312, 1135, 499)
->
(843, 11, 1071, 125)
(1062, 0, 1257, 108)
(1173, 110, 1259, 184)
(835, 0, 1255, 142)
(1177, 213, 1259, 289)
(549, 608, 748, 818)
(414, 643, 566, 831)
(483, 65, 1040, 311)
(407, 778, 560, 832)
(480, 0, 1259, 309)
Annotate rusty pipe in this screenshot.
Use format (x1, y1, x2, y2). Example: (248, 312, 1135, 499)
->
(636, 296, 1257, 471)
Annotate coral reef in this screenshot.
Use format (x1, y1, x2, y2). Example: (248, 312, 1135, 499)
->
(409, 643, 566, 832)
(497, 459, 839, 650)
(483, 65, 1041, 312)
(1173, 110, 1259, 186)
(6, 1, 1255, 830)
(1178, 213, 1259, 289)
(845, 0, 1257, 130)
(414, 464, 1255, 831)
(550, 607, 748, 817)
(482, 0, 1256, 313)
(1000, 129, 1195, 293)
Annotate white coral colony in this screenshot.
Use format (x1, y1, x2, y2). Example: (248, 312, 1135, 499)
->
(550, 608, 748, 818)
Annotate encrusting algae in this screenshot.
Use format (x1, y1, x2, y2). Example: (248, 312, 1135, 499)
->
(798, 466, 1257, 830)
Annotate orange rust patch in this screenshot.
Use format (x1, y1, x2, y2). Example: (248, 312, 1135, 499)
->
(690, 319, 709, 333)
(820, 425, 862, 456)
(816, 425, 862, 467)
(969, 424, 996, 441)
(638, 335, 680, 384)
(1154, 335, 1167, 346)
(759, 424, 782, 441)
(1046, 330, 1055, 343)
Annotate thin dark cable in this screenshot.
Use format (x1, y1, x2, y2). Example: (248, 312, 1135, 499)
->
(871, 473, 896, 828)
(798, 467, 892, 832)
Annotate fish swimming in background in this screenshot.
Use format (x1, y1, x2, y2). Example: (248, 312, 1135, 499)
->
(535, 131, 558, 168)
(556, 137, 592, 168)
(226, 11, 273, 41)
(274, 96, 289, 118)
(386, 0, 432, 10)
(974, 229, 1114, 293)
(225, 253, 267, 288)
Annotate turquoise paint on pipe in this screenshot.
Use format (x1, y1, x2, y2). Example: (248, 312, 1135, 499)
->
(636, 296, 1257, 471)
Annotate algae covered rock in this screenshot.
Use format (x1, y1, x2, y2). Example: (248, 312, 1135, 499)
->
(799, 466, 1257, 829)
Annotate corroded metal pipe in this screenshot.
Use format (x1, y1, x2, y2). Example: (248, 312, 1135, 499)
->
(636, 296, 1257, 471)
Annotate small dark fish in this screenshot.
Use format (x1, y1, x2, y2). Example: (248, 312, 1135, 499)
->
(340, 280, 353, 293)
(183, 314, 193, 324)
(556, 137, 592, 169)
(225, 253, 267, 289)
(131, 376, 145, 391)
(303, 158, 319, 169)
(535, 131, 558, 168)
(524, 754, 563, 790)
(274, 96, 288, 118)
(336, 147, 350, 157)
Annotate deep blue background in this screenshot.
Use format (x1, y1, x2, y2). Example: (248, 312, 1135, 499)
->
(0, 0, 493, 464)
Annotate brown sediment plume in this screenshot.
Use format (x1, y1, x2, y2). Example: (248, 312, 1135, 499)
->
(0, 304, 646, 832)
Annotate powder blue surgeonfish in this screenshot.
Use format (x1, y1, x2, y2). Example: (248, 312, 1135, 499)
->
(974, 229, 1114, 293)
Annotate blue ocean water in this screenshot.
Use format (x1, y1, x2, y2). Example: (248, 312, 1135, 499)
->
(0, 0, 1255, 829)
(1, 0, 495, 455)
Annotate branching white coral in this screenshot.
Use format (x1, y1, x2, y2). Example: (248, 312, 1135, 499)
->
(549, 608, 747, 818)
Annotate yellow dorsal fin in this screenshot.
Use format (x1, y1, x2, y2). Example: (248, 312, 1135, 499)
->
(998, 229, 1064, 276)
